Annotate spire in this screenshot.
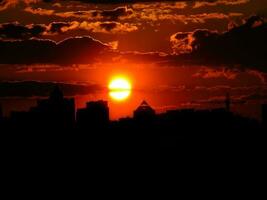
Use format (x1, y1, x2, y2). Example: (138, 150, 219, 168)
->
(137, 100, 153, 110)
(140, 100, 149, 107)
(134, 100, 156, 120)
(135, 100, 155, 113)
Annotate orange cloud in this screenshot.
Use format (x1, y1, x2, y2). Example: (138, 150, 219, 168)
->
(138, 11, 243, 22)
(193, 0, 250, 8)
(192, 68, 238, 79)
(79, 21, 138, 34)
(0, 0, 17, 11)
(170, 32, 193, 54)
(107, 41, 119, 50)
(24, 5, 134, 21)
(24, 6, 55, 15)
(132, 2, 187, 10)
(0, 0, 42, 11)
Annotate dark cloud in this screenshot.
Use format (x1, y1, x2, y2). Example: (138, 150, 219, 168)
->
(44, 0, 180, 4)
(171, 15, 267, 71)
(1, 15, 267, 73)
(52, 0, 247, 4)
(0, 21, 137, 40)
(0, 21, 71, 39)
(0, 36, 111, 64)
(99, 22, 117, 31)
(92, 6, 133, 20)
(24, 6, 134, 21)
(47, 22, 70, 33)
(0, 22, 46, 39)
(0, 81, 102, 97)
(0, 0, 253, 11)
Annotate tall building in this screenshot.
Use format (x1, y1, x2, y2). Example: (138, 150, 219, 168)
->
(76, 100, 109, 129)
(133, 100, 156, 122)
(29, 86, 75, 130)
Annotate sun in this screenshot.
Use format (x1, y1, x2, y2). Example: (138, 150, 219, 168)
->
(108, 77, 132, 101)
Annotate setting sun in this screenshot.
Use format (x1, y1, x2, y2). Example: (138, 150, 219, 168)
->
(108, 77, 132, 101)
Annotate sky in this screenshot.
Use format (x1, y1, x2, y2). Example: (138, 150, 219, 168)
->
(0, 0, 267, 119)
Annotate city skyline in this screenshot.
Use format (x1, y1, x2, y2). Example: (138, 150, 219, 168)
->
(0, 85, 265, 148)
(1, 0, 267, 121)
(1, 85, 265, 123)
(0, 86, 265, 149)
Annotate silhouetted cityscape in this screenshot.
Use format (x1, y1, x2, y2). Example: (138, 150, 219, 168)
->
(0, 86, 266, 147)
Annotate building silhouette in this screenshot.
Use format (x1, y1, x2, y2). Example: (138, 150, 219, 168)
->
(1, 88, 264, 138)
(133, 100, 156, 122)
(76, 100, 109, 130)
(9, 86, 75, 131)
(31, 86, 75, 130)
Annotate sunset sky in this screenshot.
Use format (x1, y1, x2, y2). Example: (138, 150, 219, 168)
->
(0, 0, 267, 119)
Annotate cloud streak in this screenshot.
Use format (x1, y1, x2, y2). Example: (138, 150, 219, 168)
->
(0, 81, 102, 97)
(193, 0, 250, 8)
(0, 21, 138, 40)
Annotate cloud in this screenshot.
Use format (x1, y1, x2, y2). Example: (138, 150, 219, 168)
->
(47, 21, 76, 34)
(132, 2, 187, 10)
(0, 22, 46, 39)
(0, 21, 138, 39)
(92, 6, 133, 20)
(24, 5, 133, 21)
(170, 15, 267, 71)
(46, 0, 177, 4)
(46, 21, 138, 34)
(79, 21, 138, 33)
(107, 40, 119, 50)
(129, 10, 242, 22)
(0, 0, 252, 11)
(48, 0, 248, 5)
(0, 36, 112, 64)
(247, 70, 267, 84)
(170, 32, 193, 54)
(0, 81, 102, 97)
(0, 0, 17, 11)
(0, 14, 266, 74)
(193, 0, 250, 8)
(191, 95, 246, 105)
(0, 0, 42, 11)
(192, 68, 238, 79)
(190, 85, 267, 103)
(22, 2, 242, 24)
(24, 6, 55, 15)
(42, 0, 253, 8)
